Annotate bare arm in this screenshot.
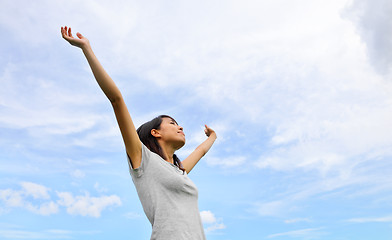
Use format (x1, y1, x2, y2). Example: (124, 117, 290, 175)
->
(61, 26, 142, 168)
(182, 125, 217, 174)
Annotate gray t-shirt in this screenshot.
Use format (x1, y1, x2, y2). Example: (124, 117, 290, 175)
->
(128, 144, 206, 240)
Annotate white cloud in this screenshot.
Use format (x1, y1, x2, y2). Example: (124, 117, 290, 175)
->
(205, 223, 226, 234)
(0, 182, 58, 216)
(0, 182, 121, 218)
(0, 189, 24, 208)
(200, 210, 217, 224)
(344, 0, 392, 74)
(57, 191, 122, 218)
(20, 182, 51, 200)
(200, 210, 226, 233)
(56, 192, 74, 207)
(25, 201, 59, 216)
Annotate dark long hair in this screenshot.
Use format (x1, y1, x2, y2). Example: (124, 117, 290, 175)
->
(137, 115, 185, 172)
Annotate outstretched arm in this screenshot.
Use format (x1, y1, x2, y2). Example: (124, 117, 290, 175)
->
(61, 26, 142, 168)
(182, 125, 217, 174)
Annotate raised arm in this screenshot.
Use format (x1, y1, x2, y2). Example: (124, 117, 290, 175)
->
(61, 26, 142, 168)
(182, 125, 217, 174)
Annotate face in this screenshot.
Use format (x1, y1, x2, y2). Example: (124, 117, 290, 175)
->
(154, 117, 185, 149)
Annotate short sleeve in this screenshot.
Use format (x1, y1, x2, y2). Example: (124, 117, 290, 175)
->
(127, 143, 151, 178)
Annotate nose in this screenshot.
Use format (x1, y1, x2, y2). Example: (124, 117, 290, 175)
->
(178, 125, 183, 131)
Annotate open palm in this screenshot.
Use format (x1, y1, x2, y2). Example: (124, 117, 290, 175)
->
(61, 26, 89, 49)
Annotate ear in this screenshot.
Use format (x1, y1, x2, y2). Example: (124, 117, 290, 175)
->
(151, 129, 161, 138)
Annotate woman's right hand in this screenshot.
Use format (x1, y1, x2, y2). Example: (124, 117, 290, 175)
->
(61, 26, 90, 49)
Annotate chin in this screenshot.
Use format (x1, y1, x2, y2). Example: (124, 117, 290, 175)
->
(175, 139, 186, 150)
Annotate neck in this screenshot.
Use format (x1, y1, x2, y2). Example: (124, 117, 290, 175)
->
(158, 140, 176, 164)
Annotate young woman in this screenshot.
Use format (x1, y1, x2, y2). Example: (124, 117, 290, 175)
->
(61, 26, 217, 240)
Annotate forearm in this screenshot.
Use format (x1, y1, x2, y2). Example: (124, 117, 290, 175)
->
(82, 44, 122, 103)
(196, 133, 217, 156)
(182, 133, 217, 173)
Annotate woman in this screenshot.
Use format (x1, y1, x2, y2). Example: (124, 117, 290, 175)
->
(61, 26, 217, 240)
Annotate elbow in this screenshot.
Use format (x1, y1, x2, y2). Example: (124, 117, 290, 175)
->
(110, 94, 124, 106)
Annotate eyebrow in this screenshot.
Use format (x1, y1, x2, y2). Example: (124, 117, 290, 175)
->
(168, 118, 178, 125)
(162, 116, 178, 125)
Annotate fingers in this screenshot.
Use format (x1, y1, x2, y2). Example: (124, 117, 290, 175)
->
(204, 125, 210, 136)
(61, 27, 69, 41)
(203, 124, 216, 138)
(61, 26, 65, 37)
(61, 26, 69, 39)
(61, 26, 85, 40)
(60, 26, 73, 38)
(61, 25, 89, 49)
(68, 27, 73, 38)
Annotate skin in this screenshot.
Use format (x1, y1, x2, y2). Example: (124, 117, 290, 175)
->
(61, 26, 217, 174)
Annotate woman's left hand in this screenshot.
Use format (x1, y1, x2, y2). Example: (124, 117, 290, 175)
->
(204, 125, 216, 138)
(61, 26, 90, 49)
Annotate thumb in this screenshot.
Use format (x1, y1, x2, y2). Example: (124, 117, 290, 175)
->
(76, 32, 83, 39)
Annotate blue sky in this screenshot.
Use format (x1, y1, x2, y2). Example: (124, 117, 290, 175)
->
(1, 0, 392, 239)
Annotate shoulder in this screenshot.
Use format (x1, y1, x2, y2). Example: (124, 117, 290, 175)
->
(129, 143, 162, 177)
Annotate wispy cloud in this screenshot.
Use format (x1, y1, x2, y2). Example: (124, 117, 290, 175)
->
(347, 216, 392, 223)
(0, 229, 64, 239)
(124, 212, 142, 219)
(0, 228, 100, 239)
(284, 218, 312, 224)
(206, 156, 247, 168)
(267, 228, 326, 239)
(254, 200, 288, 217)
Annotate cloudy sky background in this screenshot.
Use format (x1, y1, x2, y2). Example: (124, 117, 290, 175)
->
(1, 0, 392, 239)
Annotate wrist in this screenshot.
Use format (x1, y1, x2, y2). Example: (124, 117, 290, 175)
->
(81, 44, 94, 57)
(209, 132, 217, 140)
(81, 42, 91, 52)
